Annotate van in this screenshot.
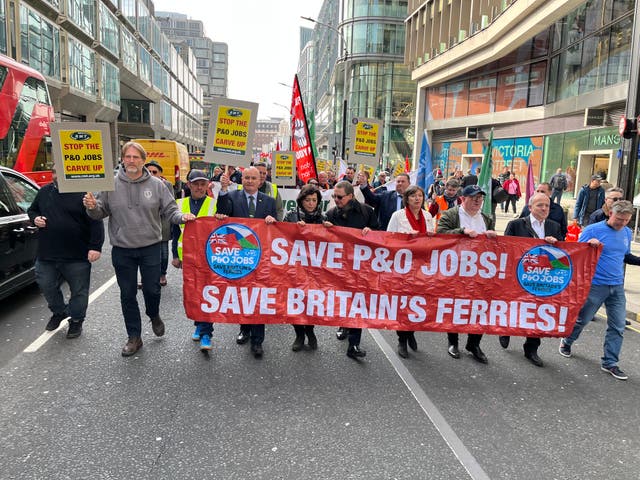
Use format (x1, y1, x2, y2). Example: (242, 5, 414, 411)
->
(133, 139, 190, 194)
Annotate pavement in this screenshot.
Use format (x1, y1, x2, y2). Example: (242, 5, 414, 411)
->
(494, 198, 640, 326)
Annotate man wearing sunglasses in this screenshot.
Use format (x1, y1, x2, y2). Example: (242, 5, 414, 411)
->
(588, 187, 624, 224)
(324, 181, 378, 359)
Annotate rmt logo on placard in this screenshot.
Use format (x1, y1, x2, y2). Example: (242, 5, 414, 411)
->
(226, 109, 242, 117)
(70, 131, 91, 141)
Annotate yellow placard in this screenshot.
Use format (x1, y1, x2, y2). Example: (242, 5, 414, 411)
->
(316, 159, 326, 172)
(60, 130, 106, 179)
(353, 121, 379, 157)
(274, 152, 294, 177)
(212, 106, 251, 155)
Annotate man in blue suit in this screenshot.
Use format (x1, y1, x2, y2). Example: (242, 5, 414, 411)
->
(359, 172, 411, 231)
(216, 166, 277, 358)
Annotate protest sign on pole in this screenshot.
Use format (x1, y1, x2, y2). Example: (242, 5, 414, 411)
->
(349, 118, 382, 168)
(50, 122, 114, 193)
(204, 98, 258, 167)
(183, 218, 600, 337)
(272, 151, 297, 186)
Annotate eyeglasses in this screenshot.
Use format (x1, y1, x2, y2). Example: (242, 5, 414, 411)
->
(332, 194, 348, 200)
(148, 169, 159, 175)
(608, 197, 623, 202)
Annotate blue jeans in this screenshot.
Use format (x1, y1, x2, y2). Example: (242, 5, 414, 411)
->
(112, 243, 161, 338)
(194, 321, 213, 336)
(160, 241, 169, 276)
(564, 283, 626, 367)
(35, 259, 91, 321)
(239, 324, 265, 345)
(550, 188, 563, 204)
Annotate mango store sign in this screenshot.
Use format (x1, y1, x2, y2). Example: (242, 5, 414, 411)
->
(50, 122, 114, 193)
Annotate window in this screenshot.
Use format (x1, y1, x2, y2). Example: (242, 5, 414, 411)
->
(100, 59, 120, 106)
(4, 172, 38, 212)
(99, 3, 119, 56)
(67, 0, 95, 38)
(496, 65, 530, 112)
(121, 28, 137, 73)
(68, 36, 95, 97)
(19, 5, 60, 79)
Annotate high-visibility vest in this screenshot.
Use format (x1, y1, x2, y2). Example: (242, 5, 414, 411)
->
(176, 196, 216, 261)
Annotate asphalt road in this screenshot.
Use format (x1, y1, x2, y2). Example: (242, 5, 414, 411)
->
(2, 236, 640, 479)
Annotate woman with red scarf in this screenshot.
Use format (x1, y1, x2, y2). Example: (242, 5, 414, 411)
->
(386, 185, 435, 358)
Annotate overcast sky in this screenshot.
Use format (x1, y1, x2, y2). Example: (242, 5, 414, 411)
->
(153, 0, 325, 119)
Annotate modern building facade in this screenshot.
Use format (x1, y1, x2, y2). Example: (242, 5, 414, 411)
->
(406, 0, 638, 201)
(156, 11, 229, 145)
(304, 0, 416, 171)
(0, 0, 204, 154)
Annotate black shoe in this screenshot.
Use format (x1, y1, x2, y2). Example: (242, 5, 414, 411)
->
(499, 336, 510, 349)
(150, 315, 165, 337)
(251, 344, 263, 358)
(292, 335, 305, 352)
(397, 342, 409, 358)
(447, 345, 460, 359)
(407, 333, 418, 351)
(236, 331, 250, 345)
(336, 327, 347, 340)
(66, 321, 83, 339)
(45, 313, 66, 331)
(466, 346, 488, 364)
(524, 351, 544, 367)
(347, 345, 366, 359)
(307, 332, 318, 350)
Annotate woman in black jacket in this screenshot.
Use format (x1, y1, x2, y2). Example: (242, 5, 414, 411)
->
(283, 184, 325, 351)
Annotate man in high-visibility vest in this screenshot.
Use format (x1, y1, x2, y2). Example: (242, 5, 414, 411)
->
(428, 178, 462, 225)
(171, 169, 216, 351)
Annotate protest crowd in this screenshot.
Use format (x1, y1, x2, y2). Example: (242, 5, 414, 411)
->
(31, 141, 640, 382)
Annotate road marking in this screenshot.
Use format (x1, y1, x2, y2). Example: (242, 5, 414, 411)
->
(369, 330, 491, 480)
(23, 275, 117, 353)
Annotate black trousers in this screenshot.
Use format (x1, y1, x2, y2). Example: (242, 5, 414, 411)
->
(448, 333, 482, 349)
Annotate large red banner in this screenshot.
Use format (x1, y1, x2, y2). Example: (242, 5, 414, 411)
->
(182, 218, 600, 338)
(290, 74, 317, 183)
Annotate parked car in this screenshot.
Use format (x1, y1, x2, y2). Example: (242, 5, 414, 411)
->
(0, 166, 40, 301)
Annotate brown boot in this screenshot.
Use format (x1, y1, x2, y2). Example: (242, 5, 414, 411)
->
(122, 337, 143, 357)
(150, 315, 165, 337)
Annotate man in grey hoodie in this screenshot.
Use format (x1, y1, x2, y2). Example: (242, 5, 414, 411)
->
(83, 141, 195, 356)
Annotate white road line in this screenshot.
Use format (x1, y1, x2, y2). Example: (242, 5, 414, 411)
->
(369, 329, 491, 480)
(23, 275, 117, 353)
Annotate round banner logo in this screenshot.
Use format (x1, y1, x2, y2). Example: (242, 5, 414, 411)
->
(516, 245, 572, 297)
(206, 223, 261, 279)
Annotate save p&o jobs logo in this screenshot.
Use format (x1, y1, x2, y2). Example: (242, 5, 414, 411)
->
(516, 245, 573, 297)
(206, 223, 261, 279)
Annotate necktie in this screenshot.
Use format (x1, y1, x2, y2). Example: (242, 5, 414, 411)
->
(248, 195, 256, 217)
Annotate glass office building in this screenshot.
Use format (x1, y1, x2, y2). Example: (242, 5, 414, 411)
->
(406, 0, 637, 201)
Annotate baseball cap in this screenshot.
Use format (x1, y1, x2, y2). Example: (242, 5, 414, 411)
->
(461, 185, 486, 197)
(187, 169, 209, 182)
(144, 160, 163, 172)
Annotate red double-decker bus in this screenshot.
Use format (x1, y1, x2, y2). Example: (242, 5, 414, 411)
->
(0, 54, 55, 186)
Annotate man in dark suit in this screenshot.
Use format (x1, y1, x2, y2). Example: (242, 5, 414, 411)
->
(360, 172, 410, 230)
(501, 192, 563, 367)
(216, 166, 277, 358)
(519, 182, 567, 240)
(461, 167, 478, 188)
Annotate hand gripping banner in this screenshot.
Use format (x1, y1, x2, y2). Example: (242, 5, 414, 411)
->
(182, 218, 600, 337)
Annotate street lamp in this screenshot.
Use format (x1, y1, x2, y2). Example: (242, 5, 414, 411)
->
(301, 15, 349, 159)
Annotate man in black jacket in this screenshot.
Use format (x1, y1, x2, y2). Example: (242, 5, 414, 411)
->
(501, 192, 563, 367)
(28, 170, 104, 338)
(519, 182, 567, 240)
(324, 181, 378, 359)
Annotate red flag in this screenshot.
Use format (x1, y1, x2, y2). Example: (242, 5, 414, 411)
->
(290, 75, 318, 183)
(404, 154, 411, 173)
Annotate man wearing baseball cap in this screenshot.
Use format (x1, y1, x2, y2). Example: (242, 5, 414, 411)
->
(437, 184, 497, 363)
(172, 169, 217, 351)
